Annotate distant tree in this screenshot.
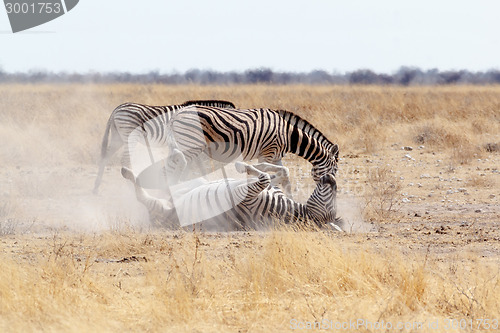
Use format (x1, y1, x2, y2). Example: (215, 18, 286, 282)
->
(146, 70, 160, 83)
(305, 70, 331, 84)
(245, 68, 274, 83)
(485, 70, 500, 84)
(377, 73, 394, 84)
(439, 70, 464, 84)
(28, 70, 49, 82)
(184, 69, 201, 83)
(395, 66, 421, 85)
(349, 69, 379, 84)
(3, 66, 500, 85)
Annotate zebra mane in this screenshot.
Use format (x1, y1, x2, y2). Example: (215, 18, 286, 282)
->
(182, 100, 236, 109)
(277, 109, 337, 153)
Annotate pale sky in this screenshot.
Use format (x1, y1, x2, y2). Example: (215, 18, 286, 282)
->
(1, 0, 499, 74)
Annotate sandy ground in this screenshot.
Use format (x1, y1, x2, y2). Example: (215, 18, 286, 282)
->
(1, 144, 498, 331)
(2, 142, 498, 256)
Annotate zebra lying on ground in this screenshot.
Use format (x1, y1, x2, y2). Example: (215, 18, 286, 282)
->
(165, 105, 339, 197)
(93, 99, 236, 194)
(121, 152, 343, 231)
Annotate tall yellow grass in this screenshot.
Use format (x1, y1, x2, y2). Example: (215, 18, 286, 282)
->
(1, 231, 499, 332)
(1, 84, 499, 166)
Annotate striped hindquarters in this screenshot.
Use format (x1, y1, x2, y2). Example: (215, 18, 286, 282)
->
(111, 100, 236, 143)
(112, 103, 179, 143)
(169, 106, 287, 163)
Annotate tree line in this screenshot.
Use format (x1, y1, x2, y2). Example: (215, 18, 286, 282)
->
(1, 67, 500, 85)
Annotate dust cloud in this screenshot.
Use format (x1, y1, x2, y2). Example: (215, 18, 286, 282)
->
(336, 196, 374, 233)
(0, 86, 152, 234)
(2, 85, 368, 234)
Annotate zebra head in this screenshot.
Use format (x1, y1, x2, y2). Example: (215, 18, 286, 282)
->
(311, 144, 339, 182)
(306, 173, 340, 228)
(330, 144, 339, 173)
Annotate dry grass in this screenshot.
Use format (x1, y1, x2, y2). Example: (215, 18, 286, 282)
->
(1, 231, 499, 332)
(362, 166, 403, 222)
(466, 174, 497, 189)
(1, 84, 499, 331)
(1, 84, 499, 166)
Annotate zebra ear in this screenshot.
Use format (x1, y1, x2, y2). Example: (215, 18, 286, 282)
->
(320, 174, 336, 186)
(330, 144, 339, 161)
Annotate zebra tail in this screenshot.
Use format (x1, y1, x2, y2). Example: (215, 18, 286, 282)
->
(100, 116, 114, 159)
(164, 121, 180, 152)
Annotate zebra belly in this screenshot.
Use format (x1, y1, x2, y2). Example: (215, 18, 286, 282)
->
(170, 178, 248, 226)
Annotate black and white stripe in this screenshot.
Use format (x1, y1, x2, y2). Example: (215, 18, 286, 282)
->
(121, 159, 341, 231)
(166, 105, 339, 193)
(93, 100, 235, 193)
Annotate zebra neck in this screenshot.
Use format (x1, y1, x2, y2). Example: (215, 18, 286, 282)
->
(279, 109, 335, 152)
(287, 125, 325, 163)
(283, 197, 309, 223)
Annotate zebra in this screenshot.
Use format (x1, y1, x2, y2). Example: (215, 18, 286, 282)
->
(93, 99, 235, 194)
(120, 149, 342, 231)
(164, 105, 339, 197)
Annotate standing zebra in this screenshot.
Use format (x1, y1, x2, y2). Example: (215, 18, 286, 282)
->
(121, 154, 342, 231)
(165, 105, 339, 196)
(93, 99, 235, 194)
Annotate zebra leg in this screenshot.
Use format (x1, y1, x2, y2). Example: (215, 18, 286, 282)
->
(272, 159, 294, 198)
(255, 159, 293, 198)
(93, 160, 107, 194)
(234, 162, 273, 197)
(121, 167, 178, 228)
(234, 161, 262, 176)
(121, 130, 143, 171)
(235, 162, 284, 187)
(93, 125, 124, 194)
(235, 162, 280, 187)
(250, 162, 290, 188)
(232, 163, 272, 229)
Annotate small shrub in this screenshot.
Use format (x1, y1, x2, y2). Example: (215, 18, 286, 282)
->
(413, 123, 468, 148)
(484, 142, 499, 153)
(363, 166, 403, 221)
(466, 174, 495, 188)
(450, 144, 477, 165)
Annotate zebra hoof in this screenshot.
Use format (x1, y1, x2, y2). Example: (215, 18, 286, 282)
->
(329, 222, 344, 232)
(234, 161, 248, 173)
(121, 167, 136, 182)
